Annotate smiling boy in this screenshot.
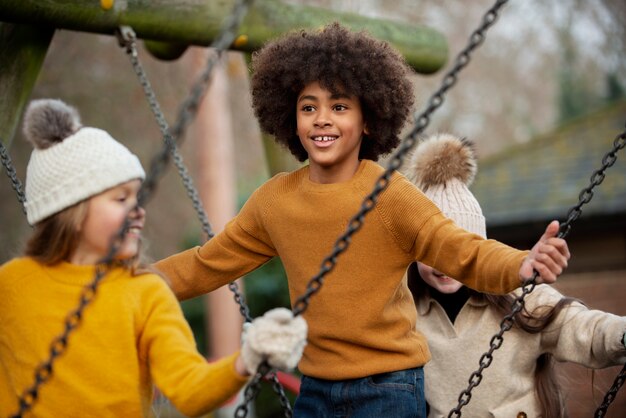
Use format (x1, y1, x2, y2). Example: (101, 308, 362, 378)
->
(155, 23, 569, 417)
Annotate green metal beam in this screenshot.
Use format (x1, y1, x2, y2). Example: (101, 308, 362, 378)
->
(0, 0, 448, 74)
(0, 1, 449, 145)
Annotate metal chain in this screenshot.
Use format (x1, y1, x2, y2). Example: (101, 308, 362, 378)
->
(234, 369, 266, 418)
(560, 131, 626, 239)
(6, 0, 622, 414)
(11, 227, 129, 418)
(0, 140, 27, 214)
(233, 362, 294, 418)
(117, 2, 292, 415)
(595, 364, 626, 417)
(116, 0, 257, 323)
(591, 130, 626, 418)
(292, 0, 510, 317)
(9, 1, 264, 417)
(269, 372, 294, 416)
(447, 278, 535, 418)
(448, 127, 626, 418)
(116, 26, 216, 240)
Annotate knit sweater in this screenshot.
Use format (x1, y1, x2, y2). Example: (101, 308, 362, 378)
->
(155, 159, 528, 380)
(0, 257, 248, 418)
(415, 284, 626, 417)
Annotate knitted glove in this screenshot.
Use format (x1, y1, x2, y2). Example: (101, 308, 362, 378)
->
(241, 307, 308, 375)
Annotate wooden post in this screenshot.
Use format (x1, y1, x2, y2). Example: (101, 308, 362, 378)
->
(190, 48, 243, 359)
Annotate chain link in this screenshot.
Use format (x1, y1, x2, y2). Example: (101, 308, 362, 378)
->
(0, 140, 27, 214)
(11, 232, 128, 417)
(118, 2, 293, 415)
(116, 26, 216, 239)
(117, 2, 292, 415)
(595, 364, 626, 417)
(292, 0, 510, 317)
(9, 1, 258, 417)
(232, 360, 297, 418)
(4, 0, 625, 415)
(591, 130, 626, 418)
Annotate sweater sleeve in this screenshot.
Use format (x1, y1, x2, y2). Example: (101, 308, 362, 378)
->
(137, 276, 249, 417)
(153, 188, 277, 301)
(533, 285, 626, 367)
(380, 174, 528, 294)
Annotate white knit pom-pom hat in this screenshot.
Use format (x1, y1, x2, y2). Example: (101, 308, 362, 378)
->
(23, 99, 145, 225)
(404, 133, 486, 239)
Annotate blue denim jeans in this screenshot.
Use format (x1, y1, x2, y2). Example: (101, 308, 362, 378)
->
(293, 367, 426, 418)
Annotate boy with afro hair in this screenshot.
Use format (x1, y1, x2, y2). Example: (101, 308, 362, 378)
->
(155, 22, 569, 417)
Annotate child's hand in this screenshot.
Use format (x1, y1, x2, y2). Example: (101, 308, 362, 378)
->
(241, 308, 308, 375)
(519, 220, 570, 284)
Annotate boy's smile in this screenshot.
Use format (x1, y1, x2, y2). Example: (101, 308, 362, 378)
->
(296, 81, 368, 184)
(311, 135, 338, 146)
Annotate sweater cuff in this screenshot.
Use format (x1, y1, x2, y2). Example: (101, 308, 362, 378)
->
(227, 351, 251, 384)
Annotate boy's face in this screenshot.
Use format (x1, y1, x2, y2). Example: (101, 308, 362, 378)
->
(296, 81, 368, 182)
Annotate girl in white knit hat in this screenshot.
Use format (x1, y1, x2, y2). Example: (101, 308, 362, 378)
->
(0, 99, 307, 417)
(405, 133, 626, 418)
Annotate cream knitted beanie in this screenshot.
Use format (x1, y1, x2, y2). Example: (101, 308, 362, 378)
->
(23, 99, 145, 225)
(404, 133, 486, 238)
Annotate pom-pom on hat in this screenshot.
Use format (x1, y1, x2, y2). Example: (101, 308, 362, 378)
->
(404, 133, 486, 238)
(23, 99, 145, 225)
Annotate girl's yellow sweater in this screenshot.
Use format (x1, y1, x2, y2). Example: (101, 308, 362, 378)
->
(0, 258, 248, 417)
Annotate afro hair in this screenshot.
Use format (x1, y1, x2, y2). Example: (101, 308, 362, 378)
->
(251, 22, 415, 162)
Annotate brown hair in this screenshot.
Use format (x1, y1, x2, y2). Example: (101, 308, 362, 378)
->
(408, 264, 577, 418)
(484, 292, 574, 418)
(251, 22, 415, 162)
(25, 200, 89, 264)
(25, 200, 143, 271)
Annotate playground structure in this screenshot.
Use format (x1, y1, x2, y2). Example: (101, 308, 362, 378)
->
(0, 0, 623, 418)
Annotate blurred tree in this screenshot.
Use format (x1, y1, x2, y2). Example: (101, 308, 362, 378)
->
(605, 73, 626, 103)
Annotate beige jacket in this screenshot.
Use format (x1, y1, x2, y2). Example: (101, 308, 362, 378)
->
(416, 284, 626, 418)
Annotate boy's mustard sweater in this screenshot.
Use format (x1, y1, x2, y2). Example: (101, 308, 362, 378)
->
(156, 160, 527, 380)
(0, 258, 248, 418)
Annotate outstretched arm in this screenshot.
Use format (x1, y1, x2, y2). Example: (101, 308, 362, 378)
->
(153, 189, 278, 300)
(532, 285, 626, 367)
(519, 220, 570, 284)
(139, 277, 250, 417)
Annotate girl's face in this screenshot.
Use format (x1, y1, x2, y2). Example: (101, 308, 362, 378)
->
(296, 81, 368, 183)
(71, 179, 145, 265)
(417, 263, 464, 294)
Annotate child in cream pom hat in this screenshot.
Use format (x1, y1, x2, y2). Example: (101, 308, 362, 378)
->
(404, 133, 485, 239)
(405, 133, 626, 418)
(0, 99, 255, 417)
